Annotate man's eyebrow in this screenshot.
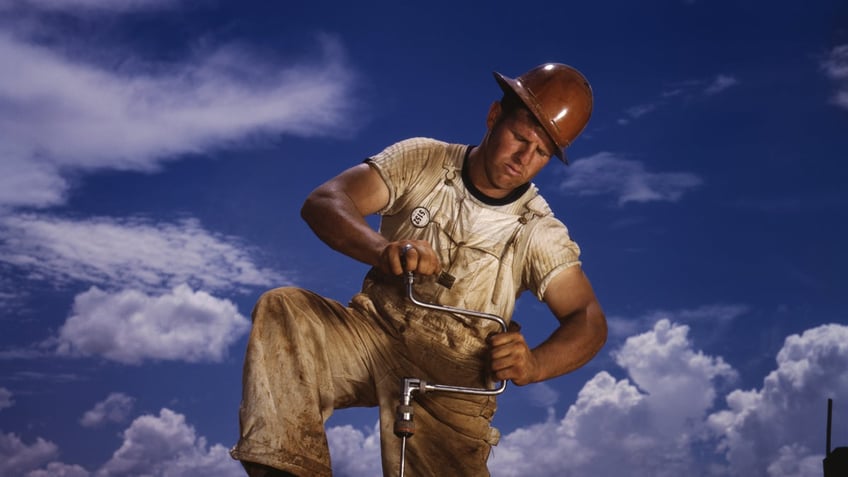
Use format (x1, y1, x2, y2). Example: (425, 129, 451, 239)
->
(533, 126, 555, 156)
(521, 111, 555, 155)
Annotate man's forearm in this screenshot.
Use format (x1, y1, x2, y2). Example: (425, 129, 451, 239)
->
(531, 302, 607, 382)
(301, 189, 387, 268)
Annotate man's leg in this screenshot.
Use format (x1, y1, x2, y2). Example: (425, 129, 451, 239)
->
(231, 287, 386, 477)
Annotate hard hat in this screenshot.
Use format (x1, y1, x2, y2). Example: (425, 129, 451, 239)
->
(493, 63, 593, 163)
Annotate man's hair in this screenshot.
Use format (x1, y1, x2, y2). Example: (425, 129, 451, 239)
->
(498, 91, 527, 119)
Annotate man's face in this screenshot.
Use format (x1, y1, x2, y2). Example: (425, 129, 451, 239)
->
(479, 102, 556, 195)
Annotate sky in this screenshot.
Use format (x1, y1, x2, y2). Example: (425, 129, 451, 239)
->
(0, 0, 847, 476)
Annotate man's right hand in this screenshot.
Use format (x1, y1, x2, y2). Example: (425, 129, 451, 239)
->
(381, 240, 441, 277)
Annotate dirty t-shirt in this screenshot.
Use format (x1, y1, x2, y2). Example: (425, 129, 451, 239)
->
(360, 137, 581, 327)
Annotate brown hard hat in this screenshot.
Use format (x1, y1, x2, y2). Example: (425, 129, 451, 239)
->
(493, 63, 593, 163)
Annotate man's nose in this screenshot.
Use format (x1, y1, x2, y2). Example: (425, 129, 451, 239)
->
(513, 143, 534, 164)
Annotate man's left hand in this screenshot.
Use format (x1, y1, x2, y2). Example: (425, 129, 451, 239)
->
(488, 328, 539, 386)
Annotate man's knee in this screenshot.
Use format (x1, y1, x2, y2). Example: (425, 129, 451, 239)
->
(252, 287, 304, 321)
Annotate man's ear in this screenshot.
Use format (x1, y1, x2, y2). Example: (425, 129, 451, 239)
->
(486, 101, 502, 129)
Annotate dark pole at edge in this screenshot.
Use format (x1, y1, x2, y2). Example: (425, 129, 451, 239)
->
(827, 398, 833, 456)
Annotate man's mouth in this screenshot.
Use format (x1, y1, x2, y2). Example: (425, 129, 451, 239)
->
(504, 164, 522, 177)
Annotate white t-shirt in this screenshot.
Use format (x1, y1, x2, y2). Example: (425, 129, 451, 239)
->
(362, 137, 581, 322)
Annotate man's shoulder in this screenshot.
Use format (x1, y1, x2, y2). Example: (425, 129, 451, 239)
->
(385, 137, 465, 157)
(522, 186, 555, 218)
(369, 137, 467, 171)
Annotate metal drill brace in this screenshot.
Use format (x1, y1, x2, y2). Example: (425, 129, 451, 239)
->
(393, 245, 508, 477)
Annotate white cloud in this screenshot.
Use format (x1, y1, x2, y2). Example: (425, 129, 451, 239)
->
(613, 320, 737, 437)
(0, 30, 357, 208)
(95, 408, 242, 477)
(3, 409, 242, 477)
(0, 153, 69, 209)
(0, 387, 12, 410)
(80, 392, 135, 427)
(608, 304, 749, 340)
(704, 74, 739, 95)
(327, 422, 383, 477)
(491, 319, 735, 476)
(617, 103, 658, 125)
(0, 432, 59, 477)
(707, 323, 848, 477)
(618, 73, 737, 125)
(626, 103, 658, 119)
(54, 284, 249, 364)
(491, 372, 656, 476)
(523, 381, 560, 409)
(822, 44, 848, 110)
(559, 152, 703, 205)
(673, 304, 750, 324)
(765, 444, 822, 477)
(0, 214, 286, 293)
(26, 462, 91, 477)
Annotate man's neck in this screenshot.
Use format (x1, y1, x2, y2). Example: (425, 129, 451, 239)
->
(463, 145, 529, 205)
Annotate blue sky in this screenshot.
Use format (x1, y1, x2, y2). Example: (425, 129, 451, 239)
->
(0, 0, 847, 476)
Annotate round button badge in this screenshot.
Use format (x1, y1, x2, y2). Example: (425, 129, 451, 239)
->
(410, 207, 430, 227)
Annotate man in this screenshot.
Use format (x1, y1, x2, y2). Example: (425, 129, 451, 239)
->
(231, 63, 608, 477)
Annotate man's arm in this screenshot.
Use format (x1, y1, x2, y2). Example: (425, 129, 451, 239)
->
(488, 265, 607, 385)
(301, 162, 441, 276)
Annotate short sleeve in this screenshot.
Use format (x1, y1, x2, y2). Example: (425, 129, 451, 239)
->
(365, 137, 448, 216)
(522, 216, 582, 300)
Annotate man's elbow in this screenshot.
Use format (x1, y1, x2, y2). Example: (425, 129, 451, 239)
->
(300, 188, 325, 226)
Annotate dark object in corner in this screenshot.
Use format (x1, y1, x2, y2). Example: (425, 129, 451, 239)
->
(824, 398, 848, 477)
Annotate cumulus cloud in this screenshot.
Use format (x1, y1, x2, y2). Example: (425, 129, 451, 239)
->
(0, 29, 358, 209)
(80, 393, 135, 427)
(0, 387, 12, 410)
(489, 321, 848, 476)
(488, 319, 736, 477)
(3, 408, 244, 476)
(614, 320, 737, 435)
(54, 284, 249, 364)
(0, 432, 59, 477)
(559, 152, 703, 205)
(327, 422, 383, 477)
(95, 408, 242, 477)
(707, 323, 848, 477)
(0, 214, 286, 293)
(822, 44, 848, 110)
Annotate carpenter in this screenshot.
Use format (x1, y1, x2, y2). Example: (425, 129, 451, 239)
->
(230, 63, 608, 477)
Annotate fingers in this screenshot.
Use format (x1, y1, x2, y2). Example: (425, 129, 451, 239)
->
(385, 240, 441, 276)
(489, 332, 537, 386)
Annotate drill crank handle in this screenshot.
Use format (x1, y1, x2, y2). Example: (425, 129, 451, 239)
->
(400, 245, 508, 396)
